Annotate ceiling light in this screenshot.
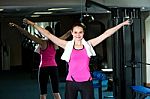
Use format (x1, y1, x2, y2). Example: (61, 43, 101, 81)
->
(106, 11, 111, 13)
(0, 9, 4, 11)
(82, 14, 94, 23)
(31, 15, 40, 17)
(48, 8, 72, 11)
(33, 12, 53, 14)
(141, 7, 145, 10)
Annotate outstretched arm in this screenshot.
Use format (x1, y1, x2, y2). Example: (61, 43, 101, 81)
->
(9, 23, 44, 45)
(23, 18, 67, 49)
(88, 20, 131, 47)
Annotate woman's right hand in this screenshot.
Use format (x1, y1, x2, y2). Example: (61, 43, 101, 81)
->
(23, 18, 35, 26)
(9, 22, 18, 27)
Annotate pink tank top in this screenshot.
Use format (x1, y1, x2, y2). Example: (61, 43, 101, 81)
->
(39, 42, 57, 67)
(66, 48, 92, 82)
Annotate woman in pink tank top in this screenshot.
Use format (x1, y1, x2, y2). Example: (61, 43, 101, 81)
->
(24, 18, 131, 99)
(9, 23, 71, 99)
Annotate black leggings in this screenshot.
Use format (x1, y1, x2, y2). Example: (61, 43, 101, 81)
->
(65, 81, 94, 99)
(38, 66, 59, 95)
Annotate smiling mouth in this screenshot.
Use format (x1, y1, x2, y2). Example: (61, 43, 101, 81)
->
(76, 37, 80, 38)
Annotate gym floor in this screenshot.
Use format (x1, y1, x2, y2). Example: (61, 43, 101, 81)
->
(0, 70, 113, 99)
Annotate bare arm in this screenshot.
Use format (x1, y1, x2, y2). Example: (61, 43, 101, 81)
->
(23, 18, 67, 49)
(9, 23, 44, 45)
(88, 20, 130, 47)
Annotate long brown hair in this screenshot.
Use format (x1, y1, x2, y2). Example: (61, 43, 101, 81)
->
(45, 26, 54, 44)
(71, 23, 86, 32)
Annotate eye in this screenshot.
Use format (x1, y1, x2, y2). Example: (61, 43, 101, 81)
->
(74, 32, 77, 34)
(79, 31, 83, 34)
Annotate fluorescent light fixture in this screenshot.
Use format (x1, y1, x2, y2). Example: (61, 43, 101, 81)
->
(33, 12, 53, 14)
(141, 7, 145, 10)
(106, 11, 111, 13)
(0, 9, 4, 11)
(31, 15, 40, 17)
(48, 8, 72, 11)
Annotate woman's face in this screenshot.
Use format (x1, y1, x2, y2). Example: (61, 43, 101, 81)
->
(71, 26, 84, 41)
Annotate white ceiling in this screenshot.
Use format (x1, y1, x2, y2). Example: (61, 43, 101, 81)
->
(0, 0, 150, 17)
